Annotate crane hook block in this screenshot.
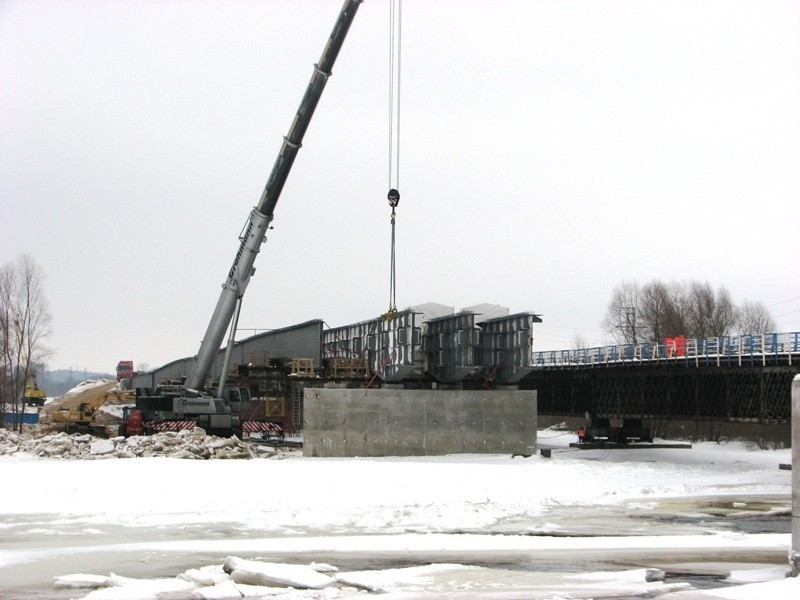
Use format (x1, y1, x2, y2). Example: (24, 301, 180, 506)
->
(388, 188, 400, 208)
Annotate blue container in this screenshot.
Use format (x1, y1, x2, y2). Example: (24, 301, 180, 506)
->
(4, 412, 40, 425)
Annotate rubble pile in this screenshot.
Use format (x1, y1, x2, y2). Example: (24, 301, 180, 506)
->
(0, 428, 284, 460)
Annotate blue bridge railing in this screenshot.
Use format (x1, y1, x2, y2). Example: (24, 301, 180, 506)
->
(532, 332, 800, 368)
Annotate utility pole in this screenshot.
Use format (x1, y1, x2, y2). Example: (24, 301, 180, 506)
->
(623, 306, 638, 345)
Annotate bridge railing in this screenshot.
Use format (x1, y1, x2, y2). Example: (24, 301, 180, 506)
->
(532, 331, 800, 368)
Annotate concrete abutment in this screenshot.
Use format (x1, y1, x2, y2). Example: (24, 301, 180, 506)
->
(303, 389, 537, 458)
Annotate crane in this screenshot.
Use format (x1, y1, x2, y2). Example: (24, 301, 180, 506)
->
(187, 0, 362, 391)
(125, 0, 362, 437)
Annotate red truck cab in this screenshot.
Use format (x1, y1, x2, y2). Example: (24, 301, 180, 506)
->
(116, 360, 135, 381)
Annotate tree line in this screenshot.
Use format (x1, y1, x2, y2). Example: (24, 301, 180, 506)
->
(602, 279, 777, 346)
(1, 255, 52, 431)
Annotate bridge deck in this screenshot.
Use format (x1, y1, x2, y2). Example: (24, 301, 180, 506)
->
(532, 332, 800, 370)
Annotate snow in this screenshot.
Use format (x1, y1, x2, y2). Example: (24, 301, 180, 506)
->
(61, 379, 117, 398)
(334, 563, 472, 592)
(53, 573, 110, 589)
(89, 438, 115, 455)
(725, 566, 789, 583)
(224, 556, 336, 589)
(79, 576, 197, 600)
(98, 403, 128, 419)
(662, 576, 800, 599)
(0, 427, 796, 598)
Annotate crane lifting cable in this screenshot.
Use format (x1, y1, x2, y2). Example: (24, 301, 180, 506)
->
(386, 0, 402, 317)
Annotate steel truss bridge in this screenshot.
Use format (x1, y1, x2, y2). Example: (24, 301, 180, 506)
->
(521, 332, 800, 424)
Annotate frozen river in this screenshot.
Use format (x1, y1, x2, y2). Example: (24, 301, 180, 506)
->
(0, 432, 796, 598)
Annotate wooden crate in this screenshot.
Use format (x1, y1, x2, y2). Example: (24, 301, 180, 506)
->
(290, 358, 315, 377)
(248, 397, 286, 418)
(263, 397, 286, 418)
(329, 357, 370, 379)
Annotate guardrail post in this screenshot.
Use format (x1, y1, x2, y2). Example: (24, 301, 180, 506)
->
(791, 374, 800, 576)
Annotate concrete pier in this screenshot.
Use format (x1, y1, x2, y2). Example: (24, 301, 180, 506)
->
(303, 388, 537, 457)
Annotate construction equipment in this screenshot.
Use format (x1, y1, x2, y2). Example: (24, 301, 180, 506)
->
(116, 360, 135, 381)
(572, 417, 691, 450)
(577, 416, 654, 445)
(232, 357, 320, 440)
(51, 388, 134, 436)
(121, 0, 361, 437)
(231, 387, 286, 443)
(23, 375, 47, 406)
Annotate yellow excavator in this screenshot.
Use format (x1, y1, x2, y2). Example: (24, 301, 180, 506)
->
(23, 375, 47, 406)
(50, 388, 134, 436)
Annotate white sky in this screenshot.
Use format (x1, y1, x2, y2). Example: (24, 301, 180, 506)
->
(2, 0, 799, 372)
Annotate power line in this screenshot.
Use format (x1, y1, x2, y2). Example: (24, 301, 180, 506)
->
(536, 323, 604, 331)
(777, 319, 800, 327)
(768, 296, 800, 307)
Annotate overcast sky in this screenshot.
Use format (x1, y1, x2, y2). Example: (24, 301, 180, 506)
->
(2, 0, 799, 373)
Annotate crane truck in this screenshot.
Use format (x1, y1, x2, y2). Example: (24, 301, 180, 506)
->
(121, 0, 362, 437)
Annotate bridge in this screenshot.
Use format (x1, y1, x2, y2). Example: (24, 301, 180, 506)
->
(134, 307, 799, 444)
(521, 332, 800, 444)
(532, 331, 800, 369)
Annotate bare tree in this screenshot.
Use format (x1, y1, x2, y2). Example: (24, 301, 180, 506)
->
(663, 281, 690, 336)
(0, 265, 12, 427)
(602, 280, 642, 344)
(685, 281, 714, 338)
(736, 300, 777, 335)
(684, 281, 738, 338)
(572, 333, 588, 351)
(638, 280, 677, 342)
(707, 285, 737, 337)
(0, 255, 53, 431)
(603, 278, 761, 344)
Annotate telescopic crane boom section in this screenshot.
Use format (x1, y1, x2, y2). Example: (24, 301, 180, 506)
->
(186, 0, 362, 391)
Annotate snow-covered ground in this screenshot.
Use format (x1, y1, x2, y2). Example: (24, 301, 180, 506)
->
(0, 426, 796, 599)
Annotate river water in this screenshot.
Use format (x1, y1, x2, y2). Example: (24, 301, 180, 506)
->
(1, 494, 790, 599)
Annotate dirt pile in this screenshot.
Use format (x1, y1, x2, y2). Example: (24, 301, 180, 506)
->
(43, 380, 133, 413)
(0, 428, 284, 460)
(39, 379, 134, 433)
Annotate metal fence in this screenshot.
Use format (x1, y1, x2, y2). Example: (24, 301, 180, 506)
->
(532, 332, 800, 369)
